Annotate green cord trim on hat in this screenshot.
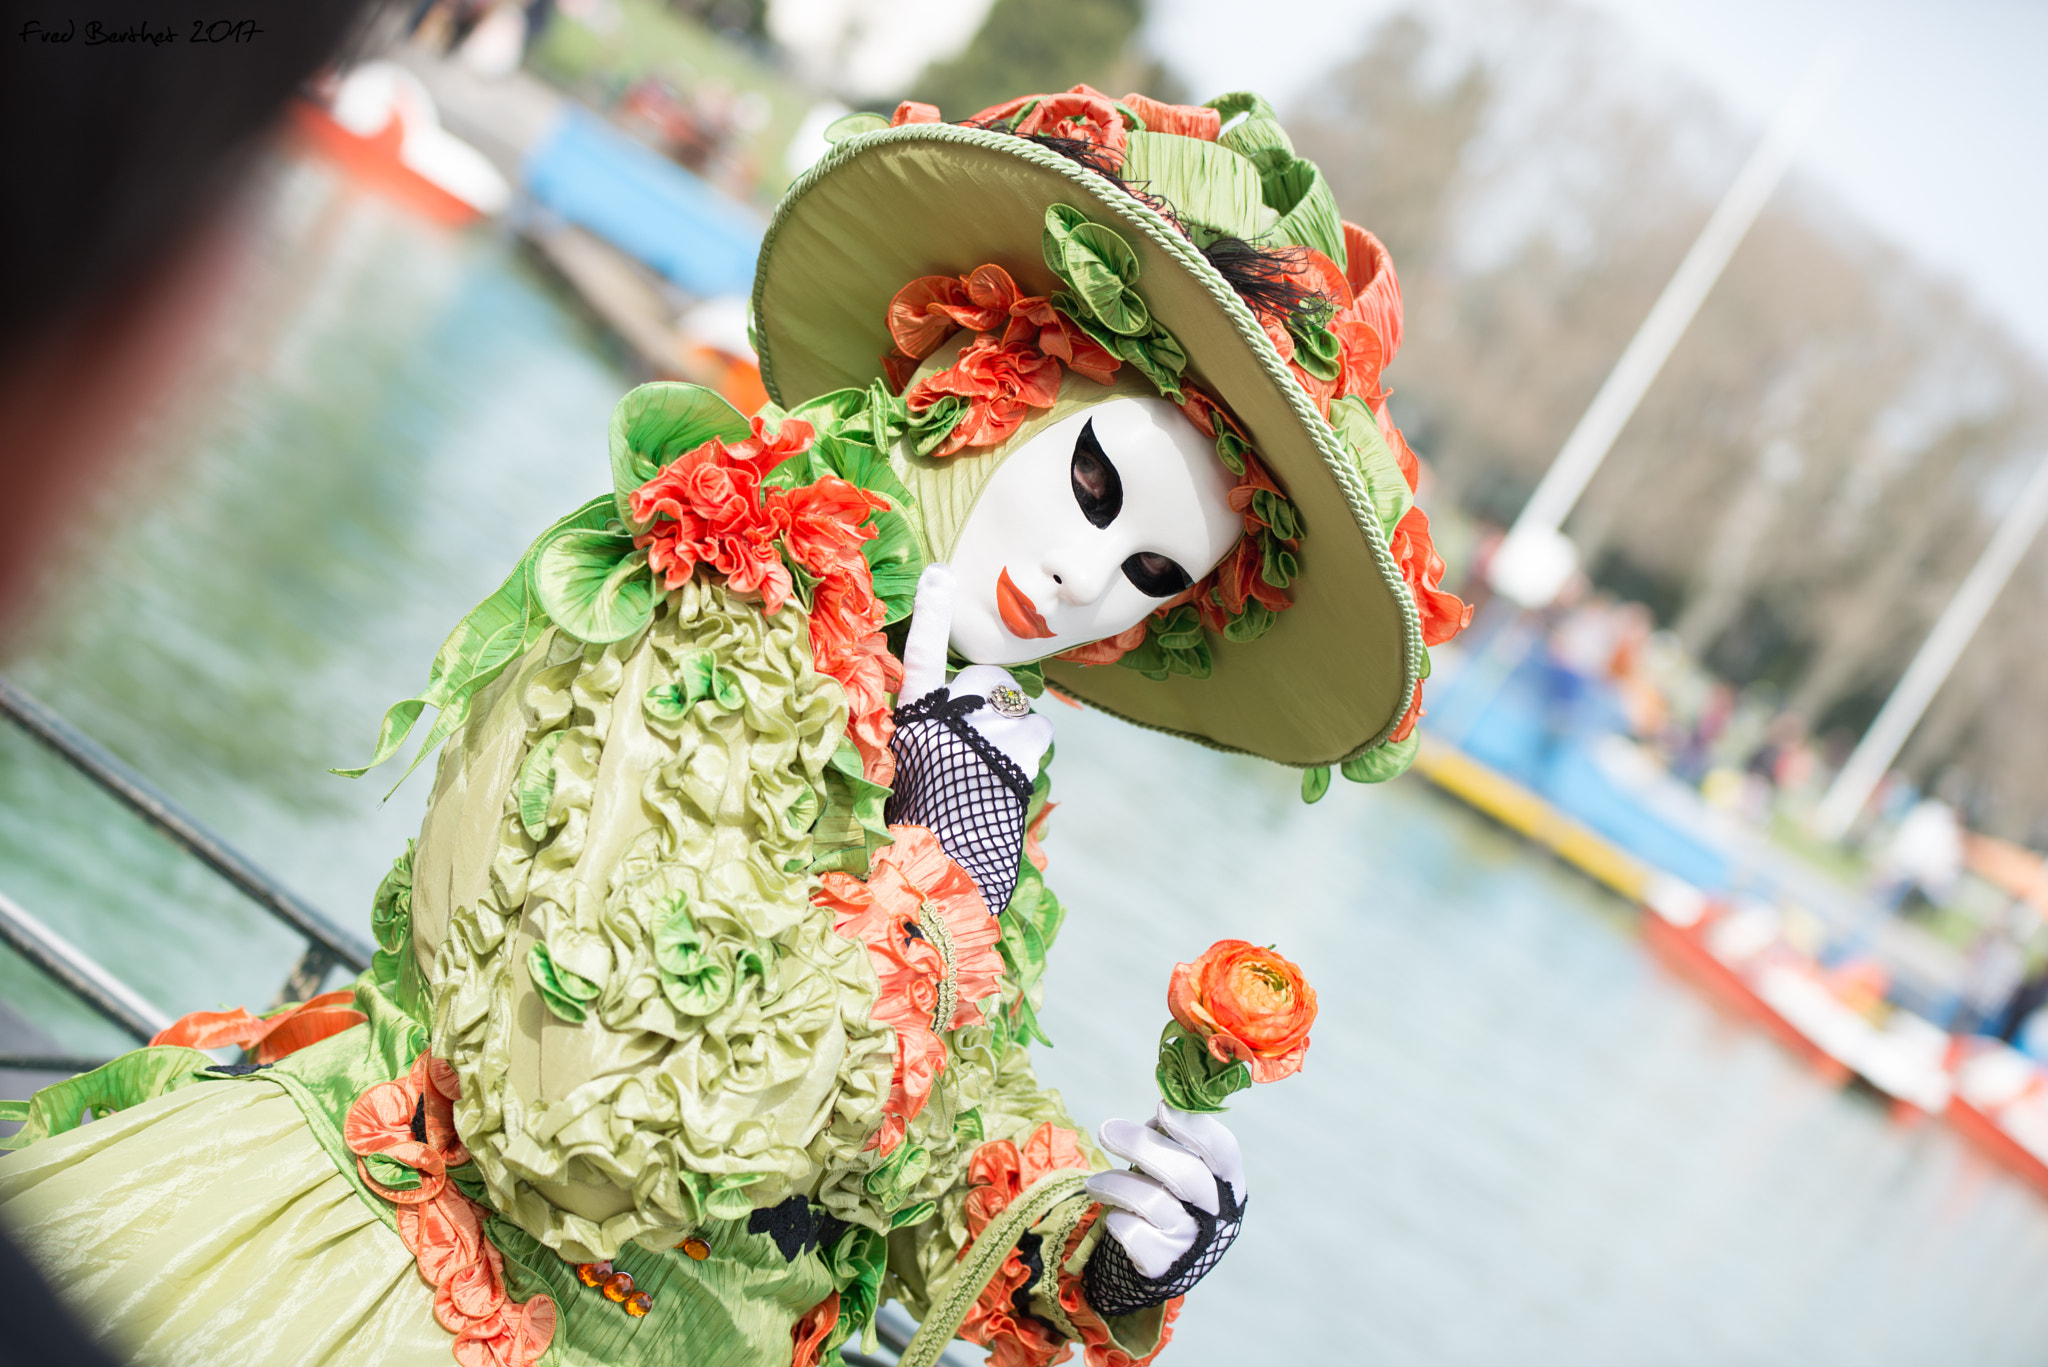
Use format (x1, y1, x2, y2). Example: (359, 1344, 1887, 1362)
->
(751, 120, 1426, 768)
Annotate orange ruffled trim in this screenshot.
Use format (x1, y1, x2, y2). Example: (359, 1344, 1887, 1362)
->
(1055, 1207, 1183, 1367)
(344, 1054, 557, 1367)
(816, 826, 1005, 1156)
(957, 1123, 1092, 1367)
(151, 989, 367, 1065)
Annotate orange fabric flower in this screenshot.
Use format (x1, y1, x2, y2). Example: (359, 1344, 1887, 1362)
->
(1390, 679, 1425, 744)
(1117, 91, 1220, 141)
(1342, 221, 1403, 365)
(150, 989, 366, 1064)
(906, 334, 1063, 457)
(886, 265, 1119, 395)
(790, 1290, 841, 1367)
(347, 1054, 554, 1367)
(1024, 801, 1057, 873)
(891, 101, 941, 126)
(1054, 621, 1146, 667)
(630, 415, 823, 609)
(957, 1123, 1092, 1367)
(968, 84, 1129, 168)
(1055, 1206, 1183, 1367)
(1388, 504, 1470, 647)
(1167, 940, 1317, 1083)
(817, 827, 1004, 1155)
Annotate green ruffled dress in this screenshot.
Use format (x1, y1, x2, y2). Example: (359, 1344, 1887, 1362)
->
(0, 574, 1165, 1367)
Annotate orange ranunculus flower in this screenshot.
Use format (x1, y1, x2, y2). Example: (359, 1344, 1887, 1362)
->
(1167, 939, 1317, 1083)
(905, 334, 1062, 456)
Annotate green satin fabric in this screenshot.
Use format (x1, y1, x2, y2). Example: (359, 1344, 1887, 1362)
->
(0, 1078, 449, 1367)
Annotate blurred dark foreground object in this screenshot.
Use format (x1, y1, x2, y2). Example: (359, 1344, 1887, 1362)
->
(0, 1223, 122, 1367)
(0, 0, 370, 1358)
(0, 0, 371, 638)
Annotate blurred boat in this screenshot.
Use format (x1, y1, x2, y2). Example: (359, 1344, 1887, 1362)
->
(1948, 1039, 2048, 1199)
(1641, 889, 1953, 1113)
(289, 61, 511, 225)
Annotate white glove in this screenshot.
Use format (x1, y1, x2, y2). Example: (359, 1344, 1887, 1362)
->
(900, 563, 1053, 776)
(1085, 1103, 1246, 1278)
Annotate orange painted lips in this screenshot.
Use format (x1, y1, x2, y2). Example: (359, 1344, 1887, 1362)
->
(995, 569, 1056, 640)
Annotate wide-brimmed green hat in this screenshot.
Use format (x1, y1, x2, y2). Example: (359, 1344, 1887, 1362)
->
(750, 90, 1446, 782)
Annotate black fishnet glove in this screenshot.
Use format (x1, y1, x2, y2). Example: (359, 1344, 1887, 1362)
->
(1083, 1104, 1248, 1314)
(1083, 1176, 1244, 1315)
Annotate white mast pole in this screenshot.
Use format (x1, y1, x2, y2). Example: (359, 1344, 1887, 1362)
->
(1489, 43, 1849, 606)
(1812, 457, 2048, 842)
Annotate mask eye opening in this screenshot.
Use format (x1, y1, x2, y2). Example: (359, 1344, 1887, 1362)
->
(1071, 418, 1123, 529)
(1122, 551, 1192, 598)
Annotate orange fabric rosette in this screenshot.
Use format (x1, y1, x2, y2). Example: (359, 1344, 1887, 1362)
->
(1158, 940, 1318, 1109)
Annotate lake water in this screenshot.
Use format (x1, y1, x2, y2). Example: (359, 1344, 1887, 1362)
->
(5, 155, 2048, 1366)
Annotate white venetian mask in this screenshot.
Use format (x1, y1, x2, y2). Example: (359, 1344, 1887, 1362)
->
(946, 396, 1242, 666)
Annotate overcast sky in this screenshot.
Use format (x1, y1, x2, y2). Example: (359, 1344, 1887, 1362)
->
(1147, 0, 2048, 369)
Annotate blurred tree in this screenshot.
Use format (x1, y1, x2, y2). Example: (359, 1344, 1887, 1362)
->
(906, 0, 1155, 119)
(1290, 1, 2048, 839)
(668, 0, 767, 42)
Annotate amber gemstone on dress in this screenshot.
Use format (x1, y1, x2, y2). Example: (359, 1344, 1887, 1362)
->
(680, 1237, 711, 1261)
(575, 1261, 612, 1288)
(625, 1291, 653, 1317)
(603, 1271, 635, 1302)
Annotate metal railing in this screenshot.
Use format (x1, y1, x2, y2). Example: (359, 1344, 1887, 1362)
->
(0, 675, 373, 1073)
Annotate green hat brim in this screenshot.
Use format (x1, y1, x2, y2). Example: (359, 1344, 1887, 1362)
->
(750, 123, 1423, 770)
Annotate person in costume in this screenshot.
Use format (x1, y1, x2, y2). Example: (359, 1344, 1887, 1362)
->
(0, 85, 1467, 1367)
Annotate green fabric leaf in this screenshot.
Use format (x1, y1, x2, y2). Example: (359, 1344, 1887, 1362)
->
(608, 382, 751, 525)
(862, 504, 925, 625)
(645, 647, 745, 725)
(1261, 535, 1299, 590)
(368, 843, 423, 1015)
(526, 942, 601, 1023)
(1042, 205, 1150, 337)
(1222, 599, 1279, 643)
(1119, 131, 1276, 242)
(654, 893, 734, 1017)
(1330, 395, 1413, 535)
(1287, 301, 1344, 383)
(516, 732, 564, 842)
(1209, 92, 1296, 175)
(824, 111, 890, 144)
(335, 494, 615, 785)
(363, 1152, 423, 1190)
(532, 529, 655, 645)
(807, 739, 894, 878)
(1301, 766, 1332, 803)
(1154, 1022, 1252, 1114)
(0, 1047, 217, 1151)
(1342, 734, 1420, 784)
(823, 1222, 890, 1345)
(864, 1140, 932, 1207)
(1262, 158, 1347, 266)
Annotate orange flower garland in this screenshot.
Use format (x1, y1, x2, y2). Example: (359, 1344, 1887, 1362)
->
(343, 1055, 556, 1367)
(815, 825, 1006, 1156)
(957, 1122, 1093, 1367)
